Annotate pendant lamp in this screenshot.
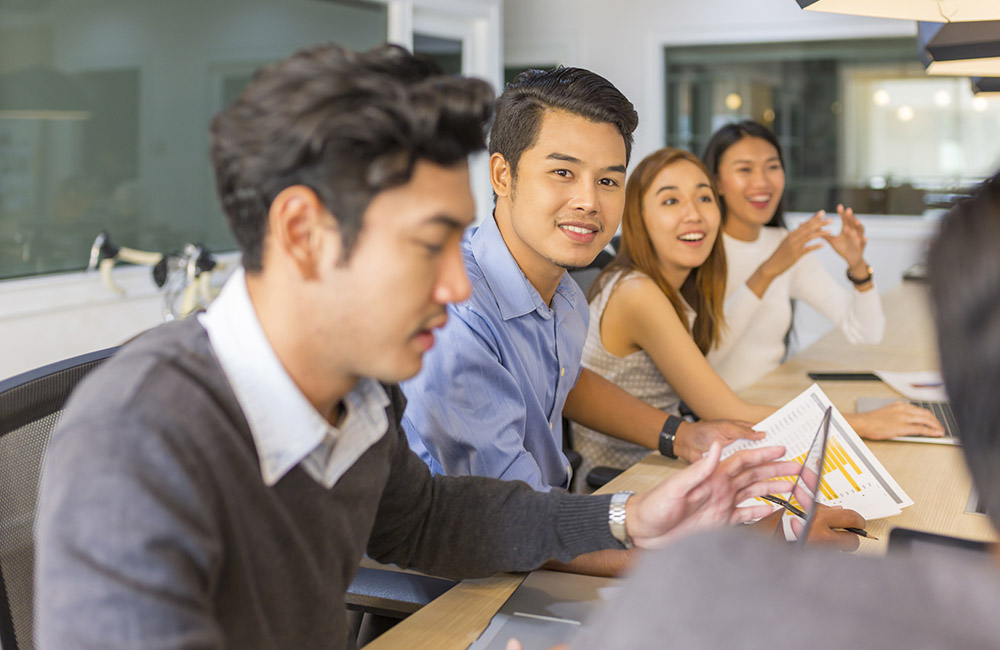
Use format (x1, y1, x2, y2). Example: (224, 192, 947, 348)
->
(918, 20, 1000, 77)
(795, 0, 1000, 22)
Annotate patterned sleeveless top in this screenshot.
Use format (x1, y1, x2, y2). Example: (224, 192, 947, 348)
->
(570, 269, 693, 492)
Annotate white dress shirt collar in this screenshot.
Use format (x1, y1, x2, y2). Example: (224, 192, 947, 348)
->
(199, 268, 389, 488)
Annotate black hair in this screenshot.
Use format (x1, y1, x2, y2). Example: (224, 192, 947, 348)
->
(488, 66, 638, 181)
(927, 171, 1000, 531)
(210, 43, 494, 271)
(701, 120, 787, 229)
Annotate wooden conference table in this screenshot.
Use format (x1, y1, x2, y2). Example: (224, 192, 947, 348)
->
(367, 281, 997, 650)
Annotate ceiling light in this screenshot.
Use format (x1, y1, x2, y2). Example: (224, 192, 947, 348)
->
(795, 0, 1000, 22)
(873, 89, 891, 106)
(934, 89, 953, 106)
(920, 20, 1000, 77)
(725, 93, 743, 110)
(897, 105, 915, 121)
(971, 76, 1000, 96)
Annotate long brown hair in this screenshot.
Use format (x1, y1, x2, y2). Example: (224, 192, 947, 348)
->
(589, 148, 727, 353)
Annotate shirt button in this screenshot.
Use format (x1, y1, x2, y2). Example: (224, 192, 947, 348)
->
(560, 367, 565, 377)
(549, 422, 553, 430)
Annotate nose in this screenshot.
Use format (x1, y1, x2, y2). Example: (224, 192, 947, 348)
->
(750, 166, 770, 190)
(569, 179, 598, 213)
(433, 239, 472, 305)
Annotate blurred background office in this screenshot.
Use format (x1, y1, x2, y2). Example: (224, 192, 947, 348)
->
(1, 0, 997, 378)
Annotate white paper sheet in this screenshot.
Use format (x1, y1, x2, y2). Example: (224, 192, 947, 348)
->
(874, 370, 948, 402)
(721, 384, 913, 520)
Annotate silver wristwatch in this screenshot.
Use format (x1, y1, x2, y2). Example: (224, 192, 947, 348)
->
(608, 490, 635, 549)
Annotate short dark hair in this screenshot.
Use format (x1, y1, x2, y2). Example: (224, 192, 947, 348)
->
(211, 43, 494, 271)
(928, 171, 1000, 531)
(488, 67, 638, 180)
(701, 120, 787, 229)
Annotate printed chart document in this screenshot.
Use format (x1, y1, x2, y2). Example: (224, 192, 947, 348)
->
(466, 570, 621, 650)
(722, 384, 913, 520)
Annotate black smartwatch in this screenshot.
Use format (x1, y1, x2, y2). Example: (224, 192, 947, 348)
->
(658, 415, 682, 459)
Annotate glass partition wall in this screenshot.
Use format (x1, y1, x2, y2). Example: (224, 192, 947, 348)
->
(0, 0, 388, 280)
(664, 38, 1000, 216)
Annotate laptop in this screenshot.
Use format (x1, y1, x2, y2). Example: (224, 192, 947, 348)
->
(856, 396, 960, 444)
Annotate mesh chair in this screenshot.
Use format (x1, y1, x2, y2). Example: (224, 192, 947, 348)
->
(0, 347, 117, 650)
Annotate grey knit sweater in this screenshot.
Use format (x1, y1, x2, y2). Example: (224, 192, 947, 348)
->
(35, 318, 619, 649)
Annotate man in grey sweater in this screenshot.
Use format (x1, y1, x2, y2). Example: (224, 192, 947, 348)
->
(33, 44, 796, 649)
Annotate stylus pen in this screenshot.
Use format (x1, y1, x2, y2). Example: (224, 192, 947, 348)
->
(759, 494, 878, 540)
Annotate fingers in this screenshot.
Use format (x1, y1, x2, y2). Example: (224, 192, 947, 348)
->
(730, 503, 778, 524)
(506, 640, 522, 650)
(807, 505, 866, 551)
(869, 403, 946, 438)
(719, 445, 787, 474)
(808, 524, 862, 552)
(735, 477, 796, 506)
(672, 441, 723, 492)
(720, 420, 762, 441)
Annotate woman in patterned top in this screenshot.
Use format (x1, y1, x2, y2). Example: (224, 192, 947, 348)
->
(571, 148, 942, 491)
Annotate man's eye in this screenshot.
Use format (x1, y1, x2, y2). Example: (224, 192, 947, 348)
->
(599, 178, 620, 187)
(420, 242, 444, 255)
(552, 169, 571, 178)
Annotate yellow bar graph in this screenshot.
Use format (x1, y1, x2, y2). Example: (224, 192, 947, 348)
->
(764, 436, 865, 504)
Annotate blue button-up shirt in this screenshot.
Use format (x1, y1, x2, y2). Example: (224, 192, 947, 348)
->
(401, 215, 588, 491)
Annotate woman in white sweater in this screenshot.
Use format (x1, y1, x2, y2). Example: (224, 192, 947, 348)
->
(573, 148, 942, 490)
(701, 120, 886, 393)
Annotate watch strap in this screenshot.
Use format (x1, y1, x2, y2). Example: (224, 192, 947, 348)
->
(609, 490, 635, 549)
(658, 415, 682, 459)
(846, 265, 873, 285)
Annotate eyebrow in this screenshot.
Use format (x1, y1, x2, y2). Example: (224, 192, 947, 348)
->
(655, 183, 713, 195)
(729, 157, 781, 165)
(419, 214, 472, 231)
(546, 152, 626, 175)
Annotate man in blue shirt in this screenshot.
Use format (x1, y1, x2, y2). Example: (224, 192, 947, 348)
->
(403, 67, 759, 494)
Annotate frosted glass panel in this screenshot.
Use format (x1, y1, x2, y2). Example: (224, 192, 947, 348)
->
(0, 0, 387, 280)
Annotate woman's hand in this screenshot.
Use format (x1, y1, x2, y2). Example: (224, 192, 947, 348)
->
(846, 402, 945, 440)
(821, 204, 869, 276)
(746, 210, 830, 298)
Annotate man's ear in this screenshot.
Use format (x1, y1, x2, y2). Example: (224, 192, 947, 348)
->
(267, 185, 340, 277)
(489, 152, 513, 198)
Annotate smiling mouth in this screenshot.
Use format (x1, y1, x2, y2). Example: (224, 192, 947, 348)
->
(678, 232, 705, 242)
(747, 196, 772, 209)
(559, 224, 599, 235)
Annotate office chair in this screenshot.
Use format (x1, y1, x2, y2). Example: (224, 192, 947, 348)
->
(0, 347, 118, 650)
(346, 562, 458, 646)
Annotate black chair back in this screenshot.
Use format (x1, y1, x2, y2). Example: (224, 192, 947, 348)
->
(0, 347, 117, 650)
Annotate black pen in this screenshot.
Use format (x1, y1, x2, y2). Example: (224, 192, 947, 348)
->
(759, 494, 878, 540)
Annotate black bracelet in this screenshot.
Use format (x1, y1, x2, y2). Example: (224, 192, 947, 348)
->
(658, 415, 682, 459)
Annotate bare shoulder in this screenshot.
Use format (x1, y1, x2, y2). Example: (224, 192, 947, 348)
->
(606, 272, 680, 324)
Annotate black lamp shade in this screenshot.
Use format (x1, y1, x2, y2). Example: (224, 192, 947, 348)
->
(796, 0, 1000, 22)
(971, 76, 1000, 93)
(919, 20, 1000, 76)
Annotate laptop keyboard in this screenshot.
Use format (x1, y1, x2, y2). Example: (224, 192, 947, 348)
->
(911, 400, 960, 439)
